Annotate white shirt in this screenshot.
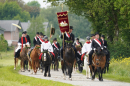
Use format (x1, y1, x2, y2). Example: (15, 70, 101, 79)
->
(82, 42, 92, 55)
(41, 41, 53, 53)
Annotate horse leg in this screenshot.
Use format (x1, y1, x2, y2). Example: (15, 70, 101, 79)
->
(62, 63, 66, 80)
(100, 70, 103, 81)
(22, 60, 25, 72)
(68, 65, 72, 80)
(31, 60, 35, 74)
(44, 66, 47, 77)
(14, 58, 16, 70)
(48, 65, 51, 77)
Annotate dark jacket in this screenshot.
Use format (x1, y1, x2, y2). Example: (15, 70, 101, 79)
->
(60, 32, 75, 45)
(102, 40, 107, 48)
(74, 42, 82, 48)
(52, 42, 60, 50)
(91, 38, 103, 50)
(26, 35, 31, 44)
(33, 36, 41, 46)
(18, 37, 28, 44)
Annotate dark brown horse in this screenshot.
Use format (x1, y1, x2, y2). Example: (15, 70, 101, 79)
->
(62, 41, 75, 80)
(41, 49, 52, 77)
(89, 47, 106, 81)
(29, 45, 41, 74)
(51, 48, 59, 71)
(14, 45, 30, 72)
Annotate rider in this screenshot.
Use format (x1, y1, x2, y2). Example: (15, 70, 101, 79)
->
(40, 36, 55, 60)
(101, 35, 110, 64)
(74, 38, 83, 72)
(88, 32, 103, 65)
(33, 32, 41, 46)
(52, 38, 60, 59)
(24, 31, 31, 70)
(80, 36, 91, 66)
(60, 26, 77, 60)
(14, 32, 29, 58)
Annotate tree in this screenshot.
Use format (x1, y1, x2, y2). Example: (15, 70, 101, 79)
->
(27, 1, 40, 7)
(27, 1, 40, 18)
(40, 5, 91, 39)
(27, 15, 45, 46)
(0, 1, 30, 22)
(47, 0, 130, 43)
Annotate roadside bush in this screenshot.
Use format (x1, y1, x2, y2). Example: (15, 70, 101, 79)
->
(108, 41, 130, 59)
(0, 34, 8, 51)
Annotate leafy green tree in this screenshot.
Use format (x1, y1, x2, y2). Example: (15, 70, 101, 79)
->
(27, 15, 45, 46)
(27, 1, 40, 18)
(0, 1, 30, 22)
(27, 1, 40, 7)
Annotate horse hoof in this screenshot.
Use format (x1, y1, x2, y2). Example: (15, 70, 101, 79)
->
(100, 78, 103, 81)
(63, 77, 66, 80)
(28, 70, 30, 72)
(44, 74, 47, 77)
(69, 78, 72, 81)
(14, 68, 16, 70)
(48, 74, 51, 77)
(31, 72, 33, 74)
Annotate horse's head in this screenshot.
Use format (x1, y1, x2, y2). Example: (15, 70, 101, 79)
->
(75, 44, 81, 51)
(34, 45, 41, 55)
(65, 40, 73, 53)
(95, 47, 102, 55)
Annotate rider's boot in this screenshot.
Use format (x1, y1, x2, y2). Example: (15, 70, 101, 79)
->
(80, 60, 84, 67)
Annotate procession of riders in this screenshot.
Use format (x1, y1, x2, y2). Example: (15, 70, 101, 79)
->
(14, 26, 110, 74)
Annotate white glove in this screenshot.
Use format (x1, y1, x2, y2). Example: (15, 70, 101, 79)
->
(101, 47, 103, 50)
(104, 46, 107, 48)
(94, 48, 96, 51)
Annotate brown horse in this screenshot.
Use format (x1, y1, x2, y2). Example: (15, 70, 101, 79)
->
(89, 47, 106, 81)
(29, 45, 41, 74)
(14, 45, 30, 72)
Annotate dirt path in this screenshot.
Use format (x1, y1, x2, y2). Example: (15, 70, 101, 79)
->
(19, 69, 130, 86)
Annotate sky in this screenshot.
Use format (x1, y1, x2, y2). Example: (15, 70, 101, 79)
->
(23, 0, 51, 8)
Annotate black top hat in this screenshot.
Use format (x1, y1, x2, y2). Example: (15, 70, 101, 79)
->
(101, 35, 105, 38)
(24, 31, 27, 33)
(53, 38, 57, 41)
(76, 38, 79, 40)
(70, 26, 73, 30)
(36, 32, 39, 34)
(39, 32, 43, 35)
(95, 32, 99, 35)
(91, 34, 95, 37)
(22, 32, 25, 34)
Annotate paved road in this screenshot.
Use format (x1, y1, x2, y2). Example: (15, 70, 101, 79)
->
(19, 69, 130, 86)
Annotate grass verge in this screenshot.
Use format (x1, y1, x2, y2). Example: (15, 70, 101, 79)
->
(0, 51, 73, 86)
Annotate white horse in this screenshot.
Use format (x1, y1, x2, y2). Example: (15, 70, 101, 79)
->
(84, 54, 91, 79)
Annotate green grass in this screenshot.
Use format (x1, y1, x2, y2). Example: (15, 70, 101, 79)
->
(0, 51, 73, 86)
(80, 57, 130, 83)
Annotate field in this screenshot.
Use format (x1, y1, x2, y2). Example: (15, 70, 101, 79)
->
(0, 51, 73, 86)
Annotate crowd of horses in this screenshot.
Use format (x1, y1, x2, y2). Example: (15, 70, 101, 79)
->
(14, 42, 109, 81)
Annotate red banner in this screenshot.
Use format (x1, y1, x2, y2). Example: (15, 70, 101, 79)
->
(57, 11, 69, 33)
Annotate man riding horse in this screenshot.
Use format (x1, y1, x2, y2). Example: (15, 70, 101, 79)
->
(52, 38, 60, 61)
(60, 26, 77, 60)
(74, 38, 83, 73)
(88, 32, 104, 65)
(14, 32, 29, 58)
(101, 35, 110, 64)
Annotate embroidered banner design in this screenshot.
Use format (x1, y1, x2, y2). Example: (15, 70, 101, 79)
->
(57, 11, 69, 33)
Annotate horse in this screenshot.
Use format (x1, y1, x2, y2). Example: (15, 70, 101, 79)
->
(51, 48, 59, 71)
(41, 49, 52, 77)
(29, 45, 41, 74)
(14, 45, 30, 72)
(89, 47, 106, 81)
(62, 41, 75, 80)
